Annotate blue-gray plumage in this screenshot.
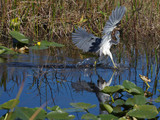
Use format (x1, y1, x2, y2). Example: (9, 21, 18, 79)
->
(72, 6, 126, 68)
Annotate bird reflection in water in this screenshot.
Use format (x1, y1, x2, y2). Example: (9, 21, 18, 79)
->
(71, 71, 116, 114)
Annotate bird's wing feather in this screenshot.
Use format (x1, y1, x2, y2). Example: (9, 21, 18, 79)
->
(72, 27, 101, 52)
(102, 6, 126, 35)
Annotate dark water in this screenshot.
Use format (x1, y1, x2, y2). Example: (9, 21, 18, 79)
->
(0, 46, 159, 119)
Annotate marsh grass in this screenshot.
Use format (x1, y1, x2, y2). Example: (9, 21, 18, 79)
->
(0, 0, 159, 56)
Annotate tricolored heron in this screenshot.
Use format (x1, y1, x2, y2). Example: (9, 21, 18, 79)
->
(72, 6, 126, 68)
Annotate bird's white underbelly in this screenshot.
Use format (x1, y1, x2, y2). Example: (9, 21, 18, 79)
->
(99, 41, 111, 56)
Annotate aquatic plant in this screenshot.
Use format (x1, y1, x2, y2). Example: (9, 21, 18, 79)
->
(0, 0, 159, 48)
(0, 80, 159, 119)
(0, 31, 64, 54)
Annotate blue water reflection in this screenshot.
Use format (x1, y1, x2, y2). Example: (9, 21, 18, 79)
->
(0, 49, 159, 118)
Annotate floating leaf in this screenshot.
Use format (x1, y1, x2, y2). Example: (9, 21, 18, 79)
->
(100, 103, 113, 113)
(9, 31, 29, 44)
(114, 99, 125, 106)
(128, 88, 142, 94)
(113, 106, 123, 114)
(41, 40, 64, 47)
(81, 113, 97, 120)
(118, 116, 128, 120)
(63, 107, 85, 113)
(101, 85, 124, 94)
(0, 46, 16, 54)
(47, 106, 61, 111)
(13, 107, 47, 120)
(123, 80, 137, 89)
(46, 111, 75, 120)
(125, 95, 147, 106)
(123, 80, 144, 95)
(127, 105, 158, 119)
(98, 114, 118, 120)
(0, 49, 6, 54)
(70, 102, 96, 110)
(155, 96, 160, 102)
(0, 99, 19, 110)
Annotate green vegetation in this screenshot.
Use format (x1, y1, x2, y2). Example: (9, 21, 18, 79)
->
(0, 31, 64, 54)
(0, 0, 159, 49)
(0, 80, 159, 119)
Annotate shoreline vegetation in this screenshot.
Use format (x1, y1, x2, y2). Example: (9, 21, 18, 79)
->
(0, 0, 159, 47)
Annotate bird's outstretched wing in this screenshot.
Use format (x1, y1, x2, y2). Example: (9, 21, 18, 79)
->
(102, 6, 126, 35)
(72, 27, 102, 52)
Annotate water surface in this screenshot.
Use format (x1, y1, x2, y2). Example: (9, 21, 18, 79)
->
(0, 40, 159, 119)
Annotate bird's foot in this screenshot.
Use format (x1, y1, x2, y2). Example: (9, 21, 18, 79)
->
(93, 61, 97, 67)
(114, 65, 118, 69)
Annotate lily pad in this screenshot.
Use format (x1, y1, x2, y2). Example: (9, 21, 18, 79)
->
(101, 85, 124, 94)
(81, 113, 97, 120)
(155, 96, 160, 103)
(127, 105, 158, 119)
(63, 107, 85, 113)
(113, 106, 123, 114)
(0, 46, 16, 54)
(98, 114, 118, 120)
(123, 80, 144, 95)
(46, 111, 75, 120)
(0, 99, 19, 110)
(118, 116, 128, 120)
(100, 103, 113, 113)
(114, 99, 125, 106)
(70, 102, 96, 110)
(13, 107, 47, 120)
(47, 106, 61, 111)
(125, 95, 147, 106)
(9, 31, 29, 44)
(41, 40, 64, 47)
(0, 49, 6, 54)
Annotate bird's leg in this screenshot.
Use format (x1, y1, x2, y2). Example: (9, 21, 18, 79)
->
(108, 51, 117, 68)
(111, 58, 117, 69)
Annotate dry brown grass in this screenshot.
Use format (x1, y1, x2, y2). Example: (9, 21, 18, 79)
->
(0, 0, 159, 51)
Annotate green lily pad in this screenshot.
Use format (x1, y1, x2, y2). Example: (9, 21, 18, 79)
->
(155, 96, 160, 102)
(41, 40, 64, 47)
(9, 31, 29, 44)
(113, 106, 123, 114)
(98, 114, 118, 120)
(100, 103, 113, 113)
(63, 107, 85, 113)
(0, 49, 6, 54)
(0, 99, 19, 110)
(0, 46, 16, 54)
(125, 95, 147, 106)
(81, 113, 97, 120)
(47, 106, 61, 111)
(118, 116, 128, 120)
(127, 105, 158, 119)
(123, 80, 144, 95)
(46, 111, 75, 120)
(128, 88, 142, 94)
(114, 99, 125, 106)
(13, 107, 47, 120)
(70, 102, 96, 110)
(101, 85, 124, 94)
